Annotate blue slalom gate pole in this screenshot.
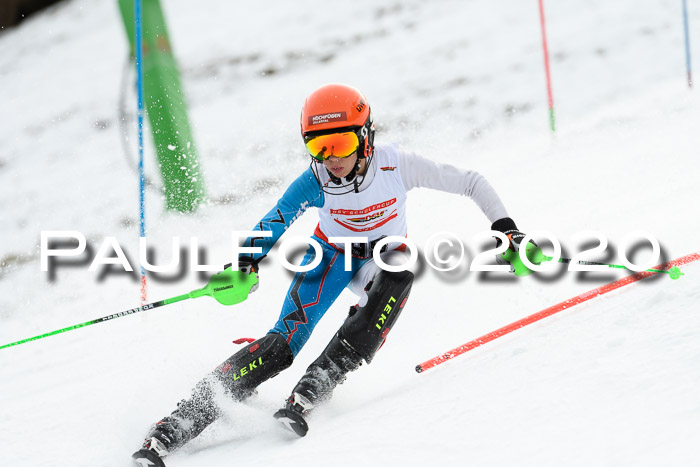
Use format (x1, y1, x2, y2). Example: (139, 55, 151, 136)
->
(135, 0, 148, 302)
(683, 0, 693, 87)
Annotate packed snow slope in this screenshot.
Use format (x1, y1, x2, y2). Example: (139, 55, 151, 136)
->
(1, 1, 699, 466)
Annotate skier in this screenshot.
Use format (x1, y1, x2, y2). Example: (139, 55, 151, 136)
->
(132, 83, 534, 466)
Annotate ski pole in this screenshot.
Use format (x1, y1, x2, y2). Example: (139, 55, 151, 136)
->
(0, 268, 258, 350)
(500, 245, 683, 279)
(542, 255, 684, 280)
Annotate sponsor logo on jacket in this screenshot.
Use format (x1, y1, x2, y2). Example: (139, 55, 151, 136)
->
(330, 198, 396, 216)
(348, 211, 385, 223)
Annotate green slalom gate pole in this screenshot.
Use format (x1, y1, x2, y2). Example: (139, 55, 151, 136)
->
(0, 269, 257, 350)
(118, 0, 205, 212)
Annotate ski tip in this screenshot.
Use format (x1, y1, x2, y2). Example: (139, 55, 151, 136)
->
(132, 448, 166, 467)
(273, 408, 309, 437)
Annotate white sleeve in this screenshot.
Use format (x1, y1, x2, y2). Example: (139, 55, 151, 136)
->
(397, 149, 509, 222)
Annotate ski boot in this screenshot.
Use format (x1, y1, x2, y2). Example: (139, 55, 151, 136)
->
(132, 415, 193, 466)
(274, 333, 363, 437)
(132, 377, 220, 465)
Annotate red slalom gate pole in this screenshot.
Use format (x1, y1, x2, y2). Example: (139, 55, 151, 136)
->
(538, 0, 556, 132)
(415, 252, 700, 373)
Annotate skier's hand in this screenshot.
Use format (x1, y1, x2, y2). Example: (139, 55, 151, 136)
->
(237, 255, 260, 275)
(491, 217, 539, 273)
(237, 255, 260, 294)
(222, 256, 262, 294)
(222, 256, 261, 275)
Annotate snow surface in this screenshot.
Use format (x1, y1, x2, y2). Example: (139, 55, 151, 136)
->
(1, 0, 699, 466)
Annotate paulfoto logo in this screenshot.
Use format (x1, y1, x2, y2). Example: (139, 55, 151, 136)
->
(39, 230, 667, 281)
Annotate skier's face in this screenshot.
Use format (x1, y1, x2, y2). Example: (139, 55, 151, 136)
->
(323, 151, 361, 178)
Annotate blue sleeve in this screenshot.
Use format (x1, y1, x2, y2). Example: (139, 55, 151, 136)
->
(242, 167, 324, 261)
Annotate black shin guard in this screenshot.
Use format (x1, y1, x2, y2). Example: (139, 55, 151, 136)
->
(340, 269, 413, 363)
(290, 270, 414, 407)
(148, 333, 293, 452)
(213, 333, 294, 400)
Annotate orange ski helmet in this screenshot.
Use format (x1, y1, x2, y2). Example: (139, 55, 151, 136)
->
(300, 84, 375, 159)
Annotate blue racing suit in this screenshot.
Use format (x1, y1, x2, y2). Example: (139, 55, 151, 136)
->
(241, 167, 372, 357)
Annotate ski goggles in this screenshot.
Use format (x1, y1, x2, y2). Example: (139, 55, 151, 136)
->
(304, 131, 360, 161)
